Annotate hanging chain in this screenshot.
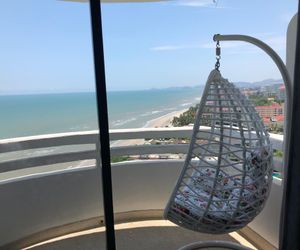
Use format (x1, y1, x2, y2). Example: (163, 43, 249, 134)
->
(215, 40, 221, 71)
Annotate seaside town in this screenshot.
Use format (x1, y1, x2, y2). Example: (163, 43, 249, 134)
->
(113, 82, 285, 163)
(241, 83, 285, 134)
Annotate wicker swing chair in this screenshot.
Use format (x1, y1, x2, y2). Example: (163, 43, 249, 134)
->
(164, 67, 273, 234)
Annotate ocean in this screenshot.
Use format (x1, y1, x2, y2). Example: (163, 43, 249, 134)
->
(0, 87, 203, 139)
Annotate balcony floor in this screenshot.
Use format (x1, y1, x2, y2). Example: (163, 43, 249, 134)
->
(25, 220, 257, 250)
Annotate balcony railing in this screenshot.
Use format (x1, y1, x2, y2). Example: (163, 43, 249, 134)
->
(0, 127, 284, 249)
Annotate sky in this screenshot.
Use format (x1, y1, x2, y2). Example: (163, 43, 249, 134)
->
(0, 0, 298, 94)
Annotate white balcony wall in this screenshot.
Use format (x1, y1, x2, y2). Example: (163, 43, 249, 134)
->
(0, 128, 284, 248)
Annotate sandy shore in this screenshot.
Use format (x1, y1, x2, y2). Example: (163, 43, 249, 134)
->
(112, 109, 188, 147)
(144, 109, 188, 128)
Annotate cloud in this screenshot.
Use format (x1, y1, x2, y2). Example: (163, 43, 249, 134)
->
(200, 41, 243, 49)
(151, 34, 287, 53)
(151, 41, 245, 52)
(176, 0, 215, 7)
(174, 0, 231, 9)
(151, 45, 187, 51)
(243, 33, 286, 52)
(203, 34, 286, 51)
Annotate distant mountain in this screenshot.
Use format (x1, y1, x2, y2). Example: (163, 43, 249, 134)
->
(140, 79, 283, 92)
(234, 79, 283, 88)
(148, 85, 203, 91)
(150, 79, 283, 91)
(165, 86, 203, 90)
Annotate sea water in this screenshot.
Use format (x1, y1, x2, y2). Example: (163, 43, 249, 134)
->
(0, 87, 203, 139)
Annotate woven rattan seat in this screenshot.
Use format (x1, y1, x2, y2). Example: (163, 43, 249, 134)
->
(165, 69, 273, 234)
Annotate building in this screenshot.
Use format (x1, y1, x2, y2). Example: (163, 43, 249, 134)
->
(260, 83, 285, 101)
(240, 88, 259, 97)
(278, 84, 286, 101)
(255, 103, 284, 119)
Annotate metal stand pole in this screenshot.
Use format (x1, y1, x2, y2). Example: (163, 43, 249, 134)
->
(214, 34, 294, 250)
(213, 34, 292, 179)
(89, 0, 116, 249)
(179, 240, 252, 250)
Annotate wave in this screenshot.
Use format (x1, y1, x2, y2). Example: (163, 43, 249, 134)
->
(151, 110, 161, 114)
(163, 108, 176, 111)
(140, 112, 151, 117)
(111, 117, 137, 127)
(180, 102, 193, 107)
(140, 110, 163, 117)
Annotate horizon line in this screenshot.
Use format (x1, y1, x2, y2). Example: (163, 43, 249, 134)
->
(0, 78, 283, 96)
(0, 85, 206, 96)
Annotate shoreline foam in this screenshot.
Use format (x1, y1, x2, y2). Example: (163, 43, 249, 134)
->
(143, 109, 188, 128)
(111, 108, 188, 147)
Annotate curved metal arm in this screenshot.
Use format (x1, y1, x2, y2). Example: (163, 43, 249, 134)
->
(178, 240, 253, 250)
(213, 34, 292, 178)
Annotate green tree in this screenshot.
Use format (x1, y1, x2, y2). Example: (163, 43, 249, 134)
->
(249, 95, 272, 106)
(111, 156, 130, 163)
(172, 106, 198, 127)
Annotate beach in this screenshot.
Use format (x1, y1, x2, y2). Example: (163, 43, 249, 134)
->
(144, 109, 188, 128)
(112, 108, 188, 147)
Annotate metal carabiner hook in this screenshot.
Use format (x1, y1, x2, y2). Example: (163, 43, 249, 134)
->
(215, 40, 221, 71)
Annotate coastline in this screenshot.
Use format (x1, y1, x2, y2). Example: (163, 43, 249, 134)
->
(143, 109, 188, 128)
(111, 108, 188, 147)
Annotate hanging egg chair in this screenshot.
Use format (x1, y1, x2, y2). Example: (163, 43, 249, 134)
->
(164, 44, 273, 234)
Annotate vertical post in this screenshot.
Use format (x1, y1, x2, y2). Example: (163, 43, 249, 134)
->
(89, 0, 116, 249)
(279, 6, 300, 250)
(213, 34, 292, 177)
